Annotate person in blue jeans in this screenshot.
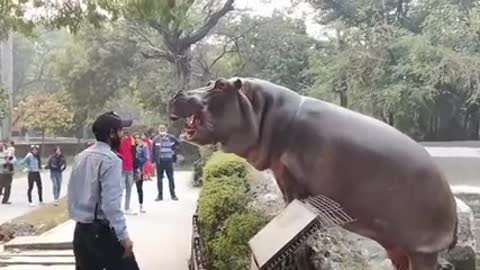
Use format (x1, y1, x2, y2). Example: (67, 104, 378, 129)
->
(47, 146, 67, 203)
(20, 145, 42, 207)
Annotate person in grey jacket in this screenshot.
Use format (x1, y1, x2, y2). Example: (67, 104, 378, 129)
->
(67, 111, 139, 270)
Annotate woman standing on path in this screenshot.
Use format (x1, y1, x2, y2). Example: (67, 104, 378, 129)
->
(20, 145, 43, 207)
(0, 144, 15, 204)
(47, 146, 67, 204)
(142, 132, 155, 181)
(134, 134, 148, 214)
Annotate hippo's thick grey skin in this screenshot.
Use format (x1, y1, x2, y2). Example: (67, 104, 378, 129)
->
(169, 78, 458, 270)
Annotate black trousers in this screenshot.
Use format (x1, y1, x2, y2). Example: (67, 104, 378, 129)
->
(135, 171, 144, 205)
(156, 160, 176, 198)
(73, 222, 140, 270)
(27, 171, 43, 203)
(0, 173, 13, 203)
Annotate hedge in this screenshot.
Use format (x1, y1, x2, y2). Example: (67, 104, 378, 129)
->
(197, 151, 267, 270)
(192, 145, 217, 186)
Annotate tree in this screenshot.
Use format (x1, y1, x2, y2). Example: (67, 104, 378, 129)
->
(124, 0, 236, 91)
(0, 1, 34, 40)
(306, 0, 480, 140)
(18, 0, 237, 91)
(193, 12, 317, 92)
(20, 93, 74, 156)
(52, 24, 140, 139)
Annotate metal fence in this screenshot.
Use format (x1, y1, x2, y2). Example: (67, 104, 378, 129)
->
(189, 213, 208, 270)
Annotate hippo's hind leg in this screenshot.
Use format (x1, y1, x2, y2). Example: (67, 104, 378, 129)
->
(386, 247, 410, 270)
(408, 252, 438, 270)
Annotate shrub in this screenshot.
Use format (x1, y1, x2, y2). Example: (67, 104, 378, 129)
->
(211, 211, 268, 270)
(203, 152, 249, 183)
(198, 175, 250, 241)
(192, 145, 217, 186)
(197, 151, 267, 270)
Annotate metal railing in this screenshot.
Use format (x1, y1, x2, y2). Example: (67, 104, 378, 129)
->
(189, 213, 208, 270)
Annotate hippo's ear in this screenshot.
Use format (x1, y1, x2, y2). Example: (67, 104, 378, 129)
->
(214, 79, 228, 90)
(233, 78, 242, 90)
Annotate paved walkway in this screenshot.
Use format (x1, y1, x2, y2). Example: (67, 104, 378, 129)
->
(0, 169, 71, 225)
(128, 171, 199, 270)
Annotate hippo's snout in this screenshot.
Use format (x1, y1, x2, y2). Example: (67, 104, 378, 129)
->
(169, 92, 204, 120)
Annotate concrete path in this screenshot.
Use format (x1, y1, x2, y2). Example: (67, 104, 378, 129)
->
(1, 171, 199, 270)
(0, 169, 71, 225)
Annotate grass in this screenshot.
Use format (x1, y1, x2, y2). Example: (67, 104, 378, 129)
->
(9, 198, 69, 235)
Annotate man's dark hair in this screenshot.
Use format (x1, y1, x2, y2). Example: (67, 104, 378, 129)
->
(92, 111, 132, 143)
(94, 128, 113, 143)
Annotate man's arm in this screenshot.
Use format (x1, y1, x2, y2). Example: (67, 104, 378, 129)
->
(61, 156, 67, 171)
(100, 158, 129, 241)
(170, 134, 180, 146)
(151, 136, 158, 163)
(46, 156, 54, 170)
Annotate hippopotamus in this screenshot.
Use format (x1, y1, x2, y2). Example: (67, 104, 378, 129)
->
(169, 78, 458, 270)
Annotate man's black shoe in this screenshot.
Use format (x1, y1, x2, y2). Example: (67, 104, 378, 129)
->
(155, 196, 163, 201)
(171, 195, 178, 201)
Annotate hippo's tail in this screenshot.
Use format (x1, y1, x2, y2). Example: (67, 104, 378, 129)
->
(448, 215, 458, 251)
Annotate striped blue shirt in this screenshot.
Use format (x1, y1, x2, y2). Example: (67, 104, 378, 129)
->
(152, 134, 179, 162)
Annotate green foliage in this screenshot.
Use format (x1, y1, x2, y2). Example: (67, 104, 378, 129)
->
(211, 212, 267, 270)
(193, 145, 217, 186)
(197, 151, 266, 270)
(20, 93, 74, 135)
(203, 13, 316, 92)
(202, 151, 249, 183)
(307, 0, 480, 140)
(198, 175, 250, 241)
(0, 86, 10, 120)
(0, 1, 35, 40)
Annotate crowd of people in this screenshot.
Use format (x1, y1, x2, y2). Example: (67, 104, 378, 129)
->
(118, 124, 180, 215)
(0, 111, 183, 269)
(0, 142, 68, 206)
(68, 112, 183, 269)
(0, 121, 180, 213)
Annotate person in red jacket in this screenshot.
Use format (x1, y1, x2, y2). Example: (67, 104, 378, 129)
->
(119, 130, 136, 215)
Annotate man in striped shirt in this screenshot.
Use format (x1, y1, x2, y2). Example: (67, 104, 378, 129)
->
(151, 124, 180, 201)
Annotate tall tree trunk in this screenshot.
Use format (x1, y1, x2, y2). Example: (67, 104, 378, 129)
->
(174, 49, 192, 91)
(388, 111, 395, 126)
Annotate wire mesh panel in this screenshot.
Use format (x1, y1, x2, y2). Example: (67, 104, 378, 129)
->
(249, 195, 355, 270)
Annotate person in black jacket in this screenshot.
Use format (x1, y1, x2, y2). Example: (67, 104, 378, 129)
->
(47, 146, 67, 203)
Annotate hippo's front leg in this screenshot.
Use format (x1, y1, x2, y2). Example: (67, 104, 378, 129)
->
(271, 162, 307, 203)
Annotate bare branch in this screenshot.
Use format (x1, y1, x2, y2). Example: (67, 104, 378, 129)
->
(208, 21, 260, 69)
(181, 0, 235, 46)
(126, 22, 175, 62)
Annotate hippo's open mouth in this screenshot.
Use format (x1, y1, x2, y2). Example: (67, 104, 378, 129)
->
(171, 110, 206, 140)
